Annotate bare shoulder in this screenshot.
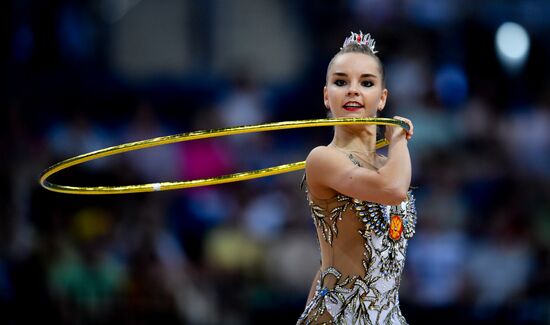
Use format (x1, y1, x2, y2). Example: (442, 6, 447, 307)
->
(306, 145, 333, 160)
(305, 146, 354, 199)
(306, 146, 345, 169)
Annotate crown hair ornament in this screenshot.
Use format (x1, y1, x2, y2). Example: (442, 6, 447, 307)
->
(342, 31, 378, 54)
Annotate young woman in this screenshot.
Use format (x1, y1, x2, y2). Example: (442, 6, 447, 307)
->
(297, 32, 416, 324)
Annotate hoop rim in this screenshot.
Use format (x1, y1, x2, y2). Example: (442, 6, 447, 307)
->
(39, 117, 409, 195)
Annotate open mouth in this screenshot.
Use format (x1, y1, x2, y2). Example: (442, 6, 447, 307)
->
(343, 101, 364, 111)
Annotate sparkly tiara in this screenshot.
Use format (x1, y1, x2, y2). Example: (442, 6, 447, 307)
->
(342, 31, 378, 54)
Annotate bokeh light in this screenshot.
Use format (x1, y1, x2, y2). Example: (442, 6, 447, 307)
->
(495, 22, 530, 72)
(434, 64, 468, 108)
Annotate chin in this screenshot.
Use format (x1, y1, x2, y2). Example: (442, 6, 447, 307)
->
(339, 112, 367, 118)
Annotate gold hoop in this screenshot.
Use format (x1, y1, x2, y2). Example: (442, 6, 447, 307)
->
(39, 118, 409, 195)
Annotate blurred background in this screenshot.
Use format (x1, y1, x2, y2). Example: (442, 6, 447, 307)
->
(2, 0, 550, 324)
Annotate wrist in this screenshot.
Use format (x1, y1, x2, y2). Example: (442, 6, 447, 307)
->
(389, 133, 407, 145)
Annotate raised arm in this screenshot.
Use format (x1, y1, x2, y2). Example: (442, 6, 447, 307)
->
(306, 122, 412, 205)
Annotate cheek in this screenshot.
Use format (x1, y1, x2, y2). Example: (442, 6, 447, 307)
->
(367, 89, 383, 102)
(328, 87, 343, 99)
(325, 90, 335, 103)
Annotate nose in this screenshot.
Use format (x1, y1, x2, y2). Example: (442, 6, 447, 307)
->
(347, 83, 359, 96)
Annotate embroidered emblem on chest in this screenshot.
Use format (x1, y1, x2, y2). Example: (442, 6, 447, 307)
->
(354, 194, 417, 278)
(353, 195, 417, 242)
(389, 215, 404, 241)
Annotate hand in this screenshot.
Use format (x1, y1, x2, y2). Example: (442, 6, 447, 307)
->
(385, 116, 414, 142)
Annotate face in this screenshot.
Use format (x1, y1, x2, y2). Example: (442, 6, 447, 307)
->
(324, 52, 387, 118)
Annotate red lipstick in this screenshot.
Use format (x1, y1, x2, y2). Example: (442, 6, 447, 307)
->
(343, 101, 364, 111)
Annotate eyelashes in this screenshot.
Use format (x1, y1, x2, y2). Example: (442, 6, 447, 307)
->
(335, 79, 346, 86)
(333, 79, 374, 87)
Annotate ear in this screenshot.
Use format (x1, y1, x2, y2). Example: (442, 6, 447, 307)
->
(323, 86, 329, 109)
(378, 88, 388, 111)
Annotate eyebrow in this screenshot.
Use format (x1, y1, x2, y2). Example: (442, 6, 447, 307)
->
(332, 72, 378, 79)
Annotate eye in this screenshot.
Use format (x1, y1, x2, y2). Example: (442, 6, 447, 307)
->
(334, 79, 347, 86)
(361, 80, 374, 87)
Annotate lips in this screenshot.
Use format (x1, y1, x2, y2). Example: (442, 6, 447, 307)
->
(342, 101, 364, 111)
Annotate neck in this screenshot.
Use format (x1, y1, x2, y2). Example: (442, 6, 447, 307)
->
(329, 124, 378, 154)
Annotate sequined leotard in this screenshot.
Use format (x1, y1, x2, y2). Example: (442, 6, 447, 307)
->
(297, 154, 417, 325)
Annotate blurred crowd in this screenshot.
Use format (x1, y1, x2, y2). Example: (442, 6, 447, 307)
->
(2, 0, 550, 324)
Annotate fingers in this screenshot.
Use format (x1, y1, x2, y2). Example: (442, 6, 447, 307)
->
(393, 116, 414, 140)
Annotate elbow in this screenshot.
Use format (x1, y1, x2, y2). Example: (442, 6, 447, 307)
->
(381, 188, 408, 206)
(393, 190, 409, 204)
